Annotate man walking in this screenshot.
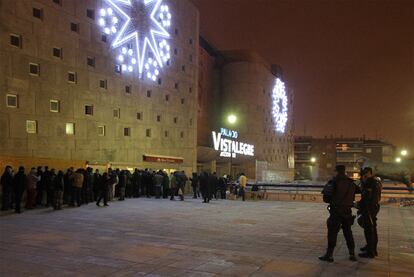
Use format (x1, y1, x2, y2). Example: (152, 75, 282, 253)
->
(238, 173, 247, 201)
(319, 165, 359, 262)
(358, 167, 382, 258)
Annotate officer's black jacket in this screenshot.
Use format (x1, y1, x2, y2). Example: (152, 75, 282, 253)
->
(360, 177, 381, 210)
(330, 174, 359, 208)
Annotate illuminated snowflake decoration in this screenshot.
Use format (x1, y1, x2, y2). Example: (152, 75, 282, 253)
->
(272, 78, 288, 133)
(98, 0, 172, 81)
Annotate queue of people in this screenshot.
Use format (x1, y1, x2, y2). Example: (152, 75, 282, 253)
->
(1, 166, 247, 214)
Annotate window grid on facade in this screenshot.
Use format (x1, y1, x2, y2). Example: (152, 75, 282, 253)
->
(146, 129, 151, 137)
(50, 100, 60, 113)
(87, 57, 95, 67)
(173, 117, 178, 124)
(98, 126, 105, 136)
(6, 94, 18, 108)
(70, 22, 79, 33)
(125, 85, 131, 94)
(33, 8, 43, 19)
(99, 79, 107, 89)
(157, 115, 161, 122)
(29, 63, 39, 76)
(124, 127, 131, 137)
(181, 98, 185, 104)
(114, 65, 121, 73)
(174, 82, 179, 90)
(65, 123, 75, 135)
(180, 131, 184, 138)
(10, 34, 21, 48)
(182, 65, 185, 72)
(164, 131, 169, 137)
(146, 90, 151, 97)
(26, 120, 37, 134)
(165, 95, 170, 102)
(137, 112, 142, 120)
(101, 34, 107, 42)
(113, 108, 120, 118)
(68, 71, 77, 83)
(158, 78, 162, 85)
(53, 0, 62, 5)
(86, 9, 95, 19)
(52, 47, 62, 58)
(85, 105, 93, 115)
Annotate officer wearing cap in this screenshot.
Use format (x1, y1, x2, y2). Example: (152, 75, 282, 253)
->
(358, 167, 382, 258)
(319, 165, 360, 262)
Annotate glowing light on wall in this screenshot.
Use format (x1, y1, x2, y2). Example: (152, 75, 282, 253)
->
(97, 0, 172, 81)
(272, 78, 288, 133)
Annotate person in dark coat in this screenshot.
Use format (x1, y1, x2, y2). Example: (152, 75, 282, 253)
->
(200, 172, 210, 203)
(96, 173, 109, 206)
(26, 168, 40, 209)
(162, 171, 170, 199)
(36, 166, 44, 206)
(53, 170, 65, 210)
(191, 173, 199, 199)
(319, 165, 360, 262)
(13, 166, 26, 213)
(218, 175, 227, 199)
(93, 169, 101, 201)
(1, 165, 13, 211)
(118, 170, 127, 201)
(358, 167, 382, 258)
(132, 168, 140, 198)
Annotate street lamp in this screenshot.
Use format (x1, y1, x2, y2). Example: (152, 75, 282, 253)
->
(227, 114, 237, 125)
(310, 157, 317, 163)
(395, 157, 402, 163)
(401, 150, 408, 156)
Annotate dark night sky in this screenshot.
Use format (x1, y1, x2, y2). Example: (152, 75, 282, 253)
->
(192, 0, 414, 151)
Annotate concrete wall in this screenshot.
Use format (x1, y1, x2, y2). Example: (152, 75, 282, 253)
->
(0, 0, 199, 173)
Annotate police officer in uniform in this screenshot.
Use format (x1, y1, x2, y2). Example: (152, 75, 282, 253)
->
(358, 167, 381, 258)
(319, 165, 359, 262)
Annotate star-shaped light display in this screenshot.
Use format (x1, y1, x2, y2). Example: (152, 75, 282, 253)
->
(272, 78, 288, 133)
(98, 0, 172, 81)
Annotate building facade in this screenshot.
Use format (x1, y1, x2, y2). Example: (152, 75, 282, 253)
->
(0, 0, 199, 174)
(197, 43, 295, 182)
(294, 136, 396, 181)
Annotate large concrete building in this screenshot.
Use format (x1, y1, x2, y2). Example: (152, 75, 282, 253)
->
(0, 0, 199, 174)
(197, 40, 295, 182)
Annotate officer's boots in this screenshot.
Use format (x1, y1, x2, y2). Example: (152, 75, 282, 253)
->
(319, 248, 334, 262)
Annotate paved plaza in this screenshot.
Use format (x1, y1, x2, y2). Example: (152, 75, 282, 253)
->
(0, 198, 413, 277)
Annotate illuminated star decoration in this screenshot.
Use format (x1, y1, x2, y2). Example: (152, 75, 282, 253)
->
(98, 0, 172, 81)
(272, 78, 288, 133)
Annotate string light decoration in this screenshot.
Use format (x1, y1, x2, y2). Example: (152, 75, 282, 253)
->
(97, 0, 172, 81)
(272, 78, 288, 133)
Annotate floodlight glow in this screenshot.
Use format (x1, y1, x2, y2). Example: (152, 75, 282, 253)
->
(310, 157, 316, 163)
(272, 78, 288, 133)
(401, 150, 408, 156)
(395, 157, 402, 163)
(97, 0, 172, 80)
(227, 114, 237, 124)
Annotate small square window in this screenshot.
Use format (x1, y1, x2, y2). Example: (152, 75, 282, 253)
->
(190, 118, 193, 126)
(173, 117, 178, 124)
(146, 90, 152, 97)
(101, 34, 107, 42)
(137, 112, 142, 120)
(158, 78, 162, 85)
(53, 0, 62, 5)
(113, 108, 120, 118)
(114, 65, 122, 73)
(85, 105, 93, 115)
(189, 55, 193, 62)
(10, 34, 21, 48)
(181, 65, 185, 72)
(87, 57, 95, 67)
(180, 131, 184, 138)
(86, 9, 95, 19)
(6, 94, 18, 108)
(68, 71, 77, 83)
(50, 100, 60, 112)
(52, 47, 62, 58)
(164, 131, 169, 137)
(181, 98, 185, 104)
(189, 87, 192, 93)
(174, 48, 178, 55)
(174, 83, 179, 90)
(156, 115, 161, 122)
(26, 120, 37, 134)
(98, 125, 105, 136)
(70, 22, 79, 33)
(189, 38, 193, 45)
(65, 123, 75, 135)
(29, 63, 40, 76)
(146, 129, 151, 137)
(33, 8, 43, 19)
(165, 95, 170, 102)
(125, 85, 131, 94)
(124, 127, 131, 137)
(175, 28, 179, 35)
(99, 79, 107, 89)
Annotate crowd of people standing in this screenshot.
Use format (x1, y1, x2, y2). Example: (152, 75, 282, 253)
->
(1, 165, 247, 214)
